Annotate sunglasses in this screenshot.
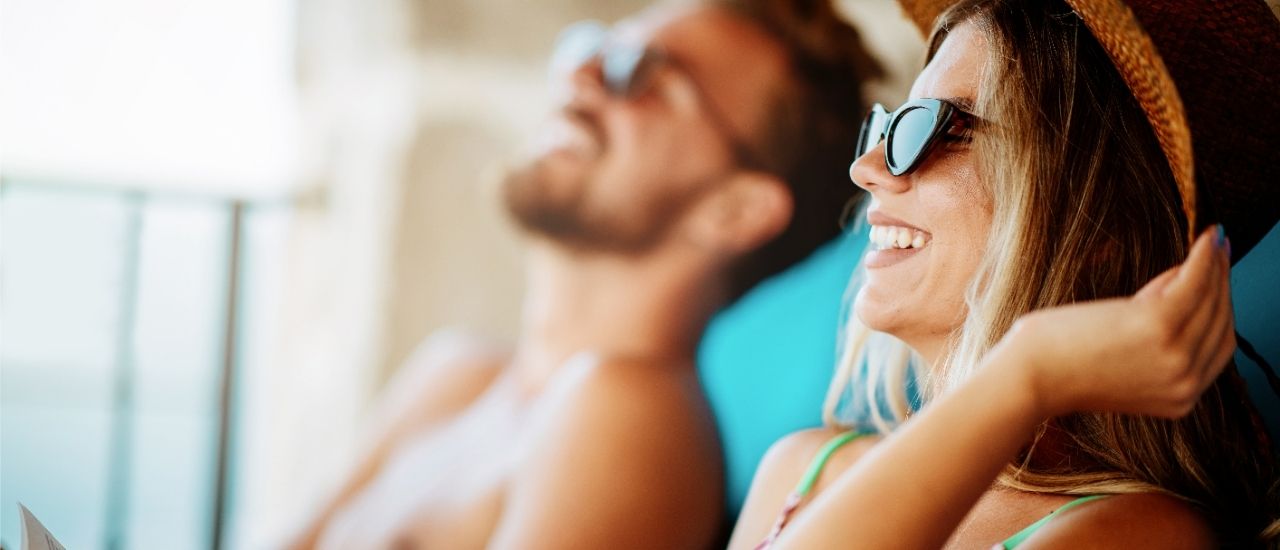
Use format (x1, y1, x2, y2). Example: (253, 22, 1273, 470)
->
(855, 98, 976, 176)
(549, 20, 766, 170)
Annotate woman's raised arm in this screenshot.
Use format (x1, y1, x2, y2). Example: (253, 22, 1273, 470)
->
(773, 225, 1234, 549)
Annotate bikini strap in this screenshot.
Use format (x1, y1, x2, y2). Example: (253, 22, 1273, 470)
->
(1000, 494, 1110, 549)
(793, 430, 870, 498)
(754, 431, 871, 550)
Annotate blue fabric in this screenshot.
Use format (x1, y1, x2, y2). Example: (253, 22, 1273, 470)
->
(697, 227, 866, 515)
(1230, 223, 1280, 449)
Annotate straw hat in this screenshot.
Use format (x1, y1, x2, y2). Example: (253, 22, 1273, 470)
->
(896, 0, 1280, 262)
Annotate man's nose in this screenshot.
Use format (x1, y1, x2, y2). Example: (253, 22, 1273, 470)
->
(564, 57, 608, 106)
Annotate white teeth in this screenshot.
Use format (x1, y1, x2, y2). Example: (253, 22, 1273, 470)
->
(867, 224, 929, 250)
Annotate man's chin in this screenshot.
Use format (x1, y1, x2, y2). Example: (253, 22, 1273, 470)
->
(535, 148, 599, 180)
(530, 131, 602, 164)
(498, 159, 677, 254)
(500, 160, 589, 240)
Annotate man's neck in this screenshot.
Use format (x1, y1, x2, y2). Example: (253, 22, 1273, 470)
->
(509, 242, 724, 391)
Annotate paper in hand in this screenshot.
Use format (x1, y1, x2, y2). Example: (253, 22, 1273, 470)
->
(18, 504, 66, 550)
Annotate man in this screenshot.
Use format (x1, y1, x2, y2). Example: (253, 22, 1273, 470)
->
(287, 1, 879, 547)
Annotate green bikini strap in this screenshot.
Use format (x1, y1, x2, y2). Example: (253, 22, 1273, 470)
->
(792, 430, 871, 498)
(1001, 494, 1110, 549)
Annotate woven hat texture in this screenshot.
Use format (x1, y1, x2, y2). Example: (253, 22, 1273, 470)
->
(896, 0, 1280, 261)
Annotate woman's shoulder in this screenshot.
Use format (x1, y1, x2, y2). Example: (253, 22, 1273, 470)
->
(761, 427, 882, 483)
(1019, 491, 1214, 549)
(728, 427, 882, 550)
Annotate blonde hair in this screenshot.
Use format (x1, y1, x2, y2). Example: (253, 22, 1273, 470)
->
(824, 0, 1280, 545)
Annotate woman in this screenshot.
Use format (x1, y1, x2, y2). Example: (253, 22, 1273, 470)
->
(730, 0, 1280, 547)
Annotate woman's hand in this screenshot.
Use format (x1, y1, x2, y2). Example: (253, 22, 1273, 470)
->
(995, 225, 1235, 419)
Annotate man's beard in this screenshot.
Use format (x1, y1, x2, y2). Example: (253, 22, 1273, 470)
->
(501, 109, 695, 254)
(501, 160, 684, 254)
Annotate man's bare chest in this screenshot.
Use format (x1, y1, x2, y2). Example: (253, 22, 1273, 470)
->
(321, 391, 531, 549)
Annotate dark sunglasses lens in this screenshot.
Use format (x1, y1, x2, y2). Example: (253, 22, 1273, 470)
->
(551, 21, 606, 76)
(887, 106, 936, 172)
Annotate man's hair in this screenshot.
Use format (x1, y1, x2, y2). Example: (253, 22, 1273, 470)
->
(716, 0, 883, 301)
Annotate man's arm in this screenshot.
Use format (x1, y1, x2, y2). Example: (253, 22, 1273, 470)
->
(488, 356, 724, 550)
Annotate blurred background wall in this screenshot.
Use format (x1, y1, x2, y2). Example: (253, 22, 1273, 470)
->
(0, 0, 921, 547)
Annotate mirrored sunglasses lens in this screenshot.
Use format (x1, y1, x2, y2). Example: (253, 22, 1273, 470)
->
(858, 107, 888, 158)
(856, 111, 873, 157)
(550, 21, 606, 76)
(602, 46, 655, 97)
(888, 106, 936, 171)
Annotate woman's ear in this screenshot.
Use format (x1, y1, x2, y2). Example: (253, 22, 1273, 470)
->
(684, 172, 794, 254)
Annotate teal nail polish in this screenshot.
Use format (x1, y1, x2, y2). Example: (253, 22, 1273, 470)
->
(1215, 223, 1226, 248)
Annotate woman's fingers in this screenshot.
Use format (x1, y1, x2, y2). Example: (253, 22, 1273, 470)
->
(1175, 227, 1235, 407)
(1135, 266, 1179, 301)
(1189, 278, 1232, 386)
(1190, 230, 1232, 362)
(1196, 243, 1235, 382)
(1181, 233, 1228, 365)
(1125, 225, 1232, 417)
(1159, 226, 1223, 327)
(1211, 321, 1238, 381)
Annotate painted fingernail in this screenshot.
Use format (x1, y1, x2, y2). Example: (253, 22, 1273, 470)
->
(1215, 223, 1226, 248)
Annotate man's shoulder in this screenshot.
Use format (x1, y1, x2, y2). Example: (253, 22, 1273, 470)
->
(396, 328, 509, 388)
(495, 352, 723, 549)
(544, 352, 711, 429)
(406, 327, 510, 373)
(523, 351, 722, 481)
(372, 328, 510, 427)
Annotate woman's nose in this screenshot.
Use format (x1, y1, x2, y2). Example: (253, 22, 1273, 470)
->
(849, 142, 909, 194)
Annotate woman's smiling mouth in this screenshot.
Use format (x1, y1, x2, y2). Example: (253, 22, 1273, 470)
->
(869, 224, 929, 250)
(864, 210, 932, 269)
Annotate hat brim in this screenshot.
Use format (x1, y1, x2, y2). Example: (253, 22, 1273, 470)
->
(894, 0, 1197, 241)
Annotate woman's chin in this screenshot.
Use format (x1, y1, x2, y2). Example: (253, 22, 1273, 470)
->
(853, 287, 906, 336)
